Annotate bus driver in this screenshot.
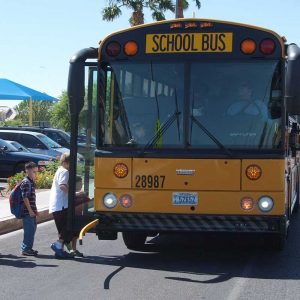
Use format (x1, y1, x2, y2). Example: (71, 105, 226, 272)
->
(226, 83, 268, 120)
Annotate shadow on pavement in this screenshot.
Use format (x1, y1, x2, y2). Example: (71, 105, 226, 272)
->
(76, 213, 300, 289)
(0, 253, 58, 268)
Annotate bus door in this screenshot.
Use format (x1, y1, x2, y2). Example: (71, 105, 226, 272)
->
(68, 59, 98, 234)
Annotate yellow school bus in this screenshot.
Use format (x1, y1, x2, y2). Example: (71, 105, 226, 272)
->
(67, 19, 300, 250)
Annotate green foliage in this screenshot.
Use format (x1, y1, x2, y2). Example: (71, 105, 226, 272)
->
(45, 159, 60, 175)
(182, 0, 201, 10)
(7, 172, 25, 190)
(50, 85, 97, 134)
(35, 171, 54, 189)
(50, 91, 71, 132)
(15, 100, 54, 125)
(102, 4, 122, 21)
(7, 160, 59, 190)
(102, 0, 175, 26)
(0, 119, 23, 126)
(101, 1, 201, 25)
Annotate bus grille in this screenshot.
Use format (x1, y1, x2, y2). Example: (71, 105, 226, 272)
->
(97, 213, 283, 233)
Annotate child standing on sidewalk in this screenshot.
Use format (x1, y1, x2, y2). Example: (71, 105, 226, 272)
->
(49, 153, 73, 259)
(20, 162, 39, 256)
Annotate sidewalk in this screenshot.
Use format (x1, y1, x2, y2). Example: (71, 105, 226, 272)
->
(0, 189, 53, 235)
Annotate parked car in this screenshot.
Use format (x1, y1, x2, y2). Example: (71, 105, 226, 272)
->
(78, 134, 96, 144)
(5, 140, 31, 152)
(0, 126, 93, 158)
(0, 138, 53, 178)
(0, 126, 71, 147)
(0, 130, 70, 159)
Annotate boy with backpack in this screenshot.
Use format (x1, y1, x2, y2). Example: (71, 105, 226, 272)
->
(20, 162, 39, 256)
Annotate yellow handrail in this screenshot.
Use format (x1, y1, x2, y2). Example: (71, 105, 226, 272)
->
(78, 219, 99, 245)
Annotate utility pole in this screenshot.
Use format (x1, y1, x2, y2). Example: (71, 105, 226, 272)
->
(175, 0, 184, 18)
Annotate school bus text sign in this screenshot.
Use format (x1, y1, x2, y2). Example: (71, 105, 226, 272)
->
(146, 32, 233, 53)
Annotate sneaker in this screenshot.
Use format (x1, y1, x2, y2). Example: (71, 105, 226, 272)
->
(22, 249, 38, 256)
(55, 251, 74, 260)
(32, 249, 38, 255)
(73, 250, 84, 257)
(50, 243, 62, 254)
(65, 242, 73, 252)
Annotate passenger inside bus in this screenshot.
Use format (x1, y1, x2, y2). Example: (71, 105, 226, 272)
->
(131, 122, 147, 144)
(226, 83, 268, 120)
(192, 84, 210, 117)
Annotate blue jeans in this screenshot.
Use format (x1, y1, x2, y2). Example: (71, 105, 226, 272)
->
(21, 215, 37, 251)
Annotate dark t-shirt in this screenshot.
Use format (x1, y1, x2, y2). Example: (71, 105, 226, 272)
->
(20, 176, 37, 215)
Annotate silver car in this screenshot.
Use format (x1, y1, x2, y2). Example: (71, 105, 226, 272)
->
(0, 130, 70, 159)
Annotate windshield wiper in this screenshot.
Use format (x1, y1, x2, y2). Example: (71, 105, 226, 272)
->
(191, 115, 233, 157)
(139, 111, 181, 154)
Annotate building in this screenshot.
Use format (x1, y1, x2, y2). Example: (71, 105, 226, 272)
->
(0, 106, 17, 121)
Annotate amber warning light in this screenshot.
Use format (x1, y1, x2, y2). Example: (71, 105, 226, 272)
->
(124, 41, 138, 56)
(240, 39, 256, 54)
(246, 165, 262, 180)
(114, 163, 128, 178)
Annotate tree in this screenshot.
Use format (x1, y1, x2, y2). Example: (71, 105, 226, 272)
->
(102, 1, 201, 25)
(102, 0, 175, 26)
(50, 86, 97, 133)
(177, 0, 201, 18)
(50, 91, 71, 131)
(14, 100, 54, 125)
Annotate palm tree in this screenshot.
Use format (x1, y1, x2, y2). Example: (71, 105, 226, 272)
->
(177, 0, 201, 18)
(102, 0, 175, 26)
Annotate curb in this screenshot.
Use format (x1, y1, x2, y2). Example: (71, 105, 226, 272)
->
(0, 209, 53, 235)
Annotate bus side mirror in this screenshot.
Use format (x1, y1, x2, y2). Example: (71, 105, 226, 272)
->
(67, 48, 98, 115)
(68, 61, 85, 115)
(286, 44, 300, 115)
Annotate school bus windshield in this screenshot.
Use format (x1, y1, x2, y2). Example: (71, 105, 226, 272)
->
(103, 59, 281, 150)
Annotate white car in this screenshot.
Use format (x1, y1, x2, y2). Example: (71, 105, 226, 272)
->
(0, 130, 70, 159)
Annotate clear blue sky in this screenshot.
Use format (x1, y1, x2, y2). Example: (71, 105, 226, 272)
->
(1, 0, 299, 107)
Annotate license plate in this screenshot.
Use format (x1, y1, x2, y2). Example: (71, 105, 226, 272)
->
(146, 32, 233, 54)
(172, 192, 198, 205)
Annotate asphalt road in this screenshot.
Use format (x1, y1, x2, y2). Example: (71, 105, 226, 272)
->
(1, 213, 300, 300)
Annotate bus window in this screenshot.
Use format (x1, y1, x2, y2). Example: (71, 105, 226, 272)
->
(103, 62, 184, 147)
(189, 60, 282, 149)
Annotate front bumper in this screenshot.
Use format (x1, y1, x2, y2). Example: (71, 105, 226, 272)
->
(95, 212, 287, 234)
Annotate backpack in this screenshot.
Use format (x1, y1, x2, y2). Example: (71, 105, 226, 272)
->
(9, 179, 31, 219)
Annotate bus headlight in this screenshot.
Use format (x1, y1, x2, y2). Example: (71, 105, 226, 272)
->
(103, 193, 117, 209)
(258, 196, 274, 212)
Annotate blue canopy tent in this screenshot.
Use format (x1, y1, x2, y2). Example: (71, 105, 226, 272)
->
(0, 78, 58, 125)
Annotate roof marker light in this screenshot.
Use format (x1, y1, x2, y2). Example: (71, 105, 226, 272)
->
(124, 41, 138, 56)
(260, 39, 275, 55)
(106, 41, 121, 57)
(240, 39, 256, 54)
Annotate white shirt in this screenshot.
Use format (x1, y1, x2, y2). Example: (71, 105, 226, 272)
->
(49, 166, 69, 213)
(227, 100, 268, 120)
